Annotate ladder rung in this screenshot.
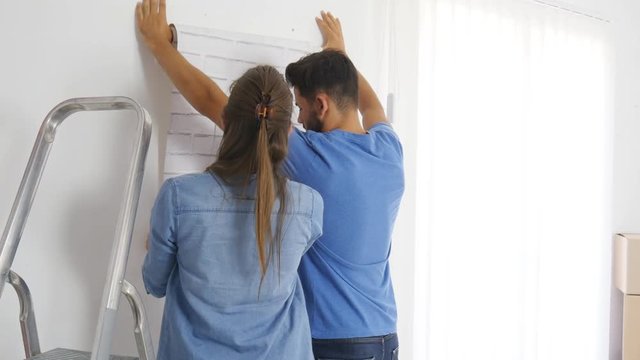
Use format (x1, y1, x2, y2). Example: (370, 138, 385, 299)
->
(26, 348, 138, 360)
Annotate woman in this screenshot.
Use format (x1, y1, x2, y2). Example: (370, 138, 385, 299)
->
(137, 1, 323, 359)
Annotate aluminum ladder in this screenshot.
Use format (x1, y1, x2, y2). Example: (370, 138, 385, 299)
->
(0, 97, 155, 360)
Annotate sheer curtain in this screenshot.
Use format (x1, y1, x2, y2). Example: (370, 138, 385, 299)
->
(413, 0, 613, 359)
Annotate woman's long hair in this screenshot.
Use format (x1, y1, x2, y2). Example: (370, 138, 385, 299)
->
(207, 66, 292, 288)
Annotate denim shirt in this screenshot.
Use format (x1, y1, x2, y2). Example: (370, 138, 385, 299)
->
(143, 172, 323, 360)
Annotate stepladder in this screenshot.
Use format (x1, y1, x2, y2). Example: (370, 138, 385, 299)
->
(0, 97, 155, 360)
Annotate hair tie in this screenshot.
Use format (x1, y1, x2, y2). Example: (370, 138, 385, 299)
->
(255, 93, 272, 123)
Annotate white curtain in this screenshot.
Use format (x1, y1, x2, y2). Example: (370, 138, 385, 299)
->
(413, 0, 613, 359)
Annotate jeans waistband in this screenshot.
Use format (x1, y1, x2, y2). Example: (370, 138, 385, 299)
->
(312, 333, 398, 344)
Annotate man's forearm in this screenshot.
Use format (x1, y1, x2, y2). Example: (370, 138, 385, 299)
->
(357, 70, 387, 129)
(151, 42, 227, 130)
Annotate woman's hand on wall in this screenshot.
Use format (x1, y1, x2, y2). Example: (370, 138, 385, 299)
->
(134, 0, 228, 130)
(136, 0, 172, 53)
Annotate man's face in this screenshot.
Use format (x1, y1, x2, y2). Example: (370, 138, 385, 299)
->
(294, 88, 323, 132)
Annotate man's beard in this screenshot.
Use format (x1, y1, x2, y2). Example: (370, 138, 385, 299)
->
(305, 110, 323, 132)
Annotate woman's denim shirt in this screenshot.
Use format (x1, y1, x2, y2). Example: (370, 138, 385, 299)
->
(143, 172, 323, 360)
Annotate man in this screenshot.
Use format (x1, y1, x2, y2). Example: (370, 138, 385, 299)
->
(283, 12, 404, 360)
(137, 1, 404, 358)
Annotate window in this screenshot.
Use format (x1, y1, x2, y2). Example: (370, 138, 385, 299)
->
(414, 1, 612, 359)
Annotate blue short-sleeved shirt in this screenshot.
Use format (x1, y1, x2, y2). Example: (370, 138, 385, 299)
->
(143, 172, 323, 360)
(283, 123, 405, 339)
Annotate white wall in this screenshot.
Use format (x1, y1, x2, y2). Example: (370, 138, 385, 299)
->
(0, 2, 167, 357)
(610, 1, 640, 231)
(610, 0, 640, 358)
(0, 1, 408, 358)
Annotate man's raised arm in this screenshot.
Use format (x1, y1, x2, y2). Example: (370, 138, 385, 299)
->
(316, 11, 387, 130)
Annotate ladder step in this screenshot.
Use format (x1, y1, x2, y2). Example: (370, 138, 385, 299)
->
(26, 348, 138, 360)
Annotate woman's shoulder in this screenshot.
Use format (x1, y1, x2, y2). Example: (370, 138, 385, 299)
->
(168, 172, 211, 185)
(285, 180, 323, 215)
(166, 172, 224, 197)
(285, 179, 321, 199)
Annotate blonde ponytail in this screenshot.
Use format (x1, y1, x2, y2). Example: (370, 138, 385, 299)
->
(208, 66, 291, 295)
(255, 115, 275, 278)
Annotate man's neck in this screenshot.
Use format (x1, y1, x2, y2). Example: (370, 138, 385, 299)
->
(322, 110, 366, 134)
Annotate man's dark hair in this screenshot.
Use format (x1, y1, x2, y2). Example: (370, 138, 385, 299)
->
(285, 49, 358, 111)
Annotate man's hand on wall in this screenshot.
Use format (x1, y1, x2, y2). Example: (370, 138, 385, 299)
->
(316, 11, 347, 55)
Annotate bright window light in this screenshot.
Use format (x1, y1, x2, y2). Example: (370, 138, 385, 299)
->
(414, 1, 613, 359)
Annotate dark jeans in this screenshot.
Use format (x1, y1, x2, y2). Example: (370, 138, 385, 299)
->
(312, 333, 399, 360)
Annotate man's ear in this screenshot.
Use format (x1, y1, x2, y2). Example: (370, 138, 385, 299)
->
(314, 93, 331, 119)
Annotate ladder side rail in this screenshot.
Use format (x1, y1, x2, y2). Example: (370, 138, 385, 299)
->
(0, 96, 152, 360)
(89, 98, 151, 360)
(0, 106, 67, 297)
(0, 98, 148, 298)
(122, 280, 156, 360)
(7, 270, 41, 358)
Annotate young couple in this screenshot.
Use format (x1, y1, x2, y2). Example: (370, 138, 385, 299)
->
(137, 1, 404, 359)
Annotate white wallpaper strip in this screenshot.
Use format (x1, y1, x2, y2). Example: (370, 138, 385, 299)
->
(164, 24, 314, 181)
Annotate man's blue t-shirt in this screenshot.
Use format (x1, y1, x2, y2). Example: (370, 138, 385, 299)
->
(283, 122, 405, 339)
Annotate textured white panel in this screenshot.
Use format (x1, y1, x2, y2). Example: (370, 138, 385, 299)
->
(164, 25, 313, 180)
